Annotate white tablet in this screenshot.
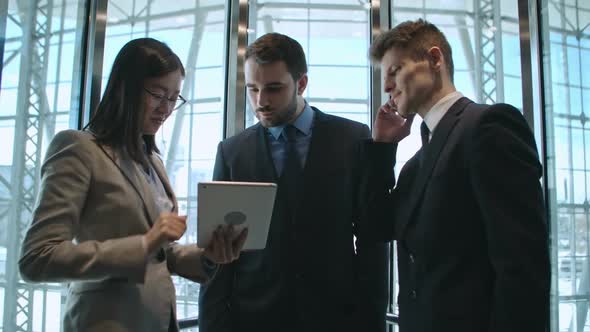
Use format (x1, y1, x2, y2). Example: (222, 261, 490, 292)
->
(197, 181, 277, 250)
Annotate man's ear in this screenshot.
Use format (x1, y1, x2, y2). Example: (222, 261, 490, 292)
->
(427, 47, 444, 72)
(296, 74, 308, 95)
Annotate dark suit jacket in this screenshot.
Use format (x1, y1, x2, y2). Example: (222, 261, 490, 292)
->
(199, 108, 388, 332)
(363, 98, 550, 332)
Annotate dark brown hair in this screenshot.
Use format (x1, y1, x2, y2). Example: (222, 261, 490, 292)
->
(85, 38, 185, 167)
(245, 33, 307, 81)
(370, 19, 454, 82)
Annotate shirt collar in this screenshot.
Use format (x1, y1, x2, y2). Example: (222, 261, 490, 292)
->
(267, 101, 314, 140)
(422, 91, 463, 134)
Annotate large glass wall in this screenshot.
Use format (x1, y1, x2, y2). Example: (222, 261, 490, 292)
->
(541, 0, 590, 331)
(1, 0, 587, 331)
(0, 0, 88, 331)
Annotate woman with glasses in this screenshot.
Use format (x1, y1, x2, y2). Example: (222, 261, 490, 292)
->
(18, 38, 247, 332)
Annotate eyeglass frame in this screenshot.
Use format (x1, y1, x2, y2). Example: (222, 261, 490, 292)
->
(143, 87, 187, 110)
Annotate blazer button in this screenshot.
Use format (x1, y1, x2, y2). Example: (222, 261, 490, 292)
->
(410, 290, 417, 299)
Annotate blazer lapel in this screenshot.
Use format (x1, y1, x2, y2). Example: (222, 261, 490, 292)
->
(397, 97, 472, 236)
(150, 154, 178, 213)
(298, 108, 330, 207)
(302, 108, 328, 178)
(96, 143, 158, 226)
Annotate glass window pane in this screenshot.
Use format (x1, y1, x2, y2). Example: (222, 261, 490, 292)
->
(0, 0, 87, 331)
(542, 1, 590, 330)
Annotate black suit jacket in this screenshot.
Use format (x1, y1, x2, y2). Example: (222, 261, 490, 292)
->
(199, 108, 388, 332)
(363, 98, 550, 332)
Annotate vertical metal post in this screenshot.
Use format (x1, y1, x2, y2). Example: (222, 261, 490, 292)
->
(224, 0, 249, 138)
(0, 0, 8, 92)
(474, 0, 503, 104)
(5, 0, 54, 330)
(370, 0, 389, 124)
(71, 0, 93, 129)
(81, 0, 108, 122)
(518, 0, 541, 131)
(370, 1, 393, 331)
(473, 0, 484, 103)
(493, 0, 504, 102)
(518, 2, 553, 331)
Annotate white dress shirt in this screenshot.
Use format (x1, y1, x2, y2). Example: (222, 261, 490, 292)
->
(422, 91, 464, 142)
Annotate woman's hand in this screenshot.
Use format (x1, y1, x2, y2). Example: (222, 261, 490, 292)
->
(204, 226, 248, 264)
(144, 212, 187, 255)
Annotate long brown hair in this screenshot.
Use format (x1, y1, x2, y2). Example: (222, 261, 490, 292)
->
(85, 38, 185, 167)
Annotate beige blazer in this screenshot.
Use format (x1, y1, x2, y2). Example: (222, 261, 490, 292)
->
(19, 130, 211, 332)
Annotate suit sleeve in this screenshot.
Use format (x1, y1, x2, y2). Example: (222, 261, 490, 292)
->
(166, 243, 213, 283)
(359, 138, 398, 243)
(198, 141, 234, 332)
(18, 131, 148, 284)
(353, 124, 388, 332)
(468, 105, 550, 332)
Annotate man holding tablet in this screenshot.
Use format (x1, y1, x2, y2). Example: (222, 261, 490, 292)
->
(198, 33, 388, 332)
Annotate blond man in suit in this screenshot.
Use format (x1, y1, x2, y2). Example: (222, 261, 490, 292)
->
(364, 19, 549, 332)
(18, 38, 247, 332)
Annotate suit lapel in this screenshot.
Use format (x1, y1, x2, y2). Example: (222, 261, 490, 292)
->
(150, 154, 178, 213)
(397, 97, 472, 236)
(298, 108, 330, 204)
(95, 143, 158, 226)
(302, 108, 329, 182)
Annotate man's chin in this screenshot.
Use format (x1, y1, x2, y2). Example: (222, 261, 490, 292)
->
(398, 109, 416, 119)
(258, 118, 276, 128)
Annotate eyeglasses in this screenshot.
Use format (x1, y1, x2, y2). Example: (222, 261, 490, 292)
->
(143, 87, 187, 110)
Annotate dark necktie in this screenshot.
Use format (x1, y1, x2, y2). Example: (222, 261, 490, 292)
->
(283, 124, 301, 174)
(281, 124, 302, 206)
(420, 121, 430, 147)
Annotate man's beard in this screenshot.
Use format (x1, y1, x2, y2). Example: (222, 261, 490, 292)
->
(257, 88, 298, 127)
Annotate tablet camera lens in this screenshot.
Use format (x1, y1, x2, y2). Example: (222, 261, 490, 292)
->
(224, 211, 247, 225)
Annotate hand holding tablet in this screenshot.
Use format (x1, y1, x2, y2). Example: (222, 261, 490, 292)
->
(203, 225, 248, 263)
(197, 181, 277, 250)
